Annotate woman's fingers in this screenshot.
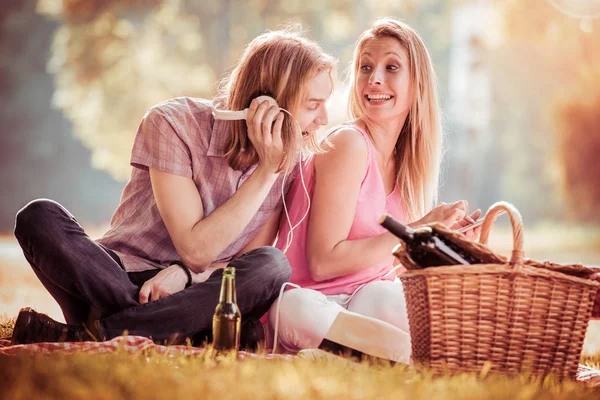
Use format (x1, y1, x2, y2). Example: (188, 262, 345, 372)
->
(453, 209, 483, 239)
(454, 209, 482, 229)
(451, 200, 468, 214)
(469, 209, 482, 221)
(449, 207, 467, 226)
(443, 201, 468, 229)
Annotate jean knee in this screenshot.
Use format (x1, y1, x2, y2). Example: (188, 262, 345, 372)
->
(14, 199, 64, 240)
(249, 246, 291, 288)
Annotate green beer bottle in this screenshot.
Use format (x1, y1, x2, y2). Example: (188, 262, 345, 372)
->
(212, 266, 241, 353)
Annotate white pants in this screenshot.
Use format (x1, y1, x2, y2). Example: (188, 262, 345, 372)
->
(268, 280, 410, 352)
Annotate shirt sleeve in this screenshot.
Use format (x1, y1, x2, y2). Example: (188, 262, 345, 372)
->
(130, 106, 193, 179)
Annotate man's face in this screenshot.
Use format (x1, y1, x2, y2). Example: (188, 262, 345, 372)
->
(294, 70, 332, 139)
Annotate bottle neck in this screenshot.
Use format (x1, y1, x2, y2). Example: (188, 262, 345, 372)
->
(380, 214, 415, 242)
(219, 267, 237, 304)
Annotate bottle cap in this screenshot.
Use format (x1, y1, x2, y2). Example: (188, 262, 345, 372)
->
(224, 266, 236, 276)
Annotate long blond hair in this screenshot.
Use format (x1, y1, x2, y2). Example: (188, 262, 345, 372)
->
(348, 18, 442, 221)
(214, 27, 336, 173)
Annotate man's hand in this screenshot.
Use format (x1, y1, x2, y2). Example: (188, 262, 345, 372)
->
(139, 264, 189, 304)
(246, 98, 286, 174)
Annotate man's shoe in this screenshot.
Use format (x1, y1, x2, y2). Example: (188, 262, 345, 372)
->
(239, 318, 265, 352)
(11, 307, 95, 345)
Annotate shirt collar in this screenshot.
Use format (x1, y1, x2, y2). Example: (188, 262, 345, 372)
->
(206, 117, 230, 157)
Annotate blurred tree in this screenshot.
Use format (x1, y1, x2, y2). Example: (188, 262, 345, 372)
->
(36, 0, 457, 182)
(489, 0, 600, 222)
(553, 69, 600, 223)
(37, 0, 215, 180)
(15, 0, 600, 227)
(0, 0, 24, 97)
(0, 0, 125, 231)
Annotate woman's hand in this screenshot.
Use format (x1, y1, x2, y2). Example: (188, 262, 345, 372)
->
(410, 201, 481, 240)
(450, 208, 482, 240)
(411, 200, 469, 227)
(139, 264, 189, 304)
(245, 98, 286, 174)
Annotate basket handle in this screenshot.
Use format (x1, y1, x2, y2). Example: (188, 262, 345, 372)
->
(478, 201, 525, 266)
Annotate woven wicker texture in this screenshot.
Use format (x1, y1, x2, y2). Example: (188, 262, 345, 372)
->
(396, 201, 600, 379)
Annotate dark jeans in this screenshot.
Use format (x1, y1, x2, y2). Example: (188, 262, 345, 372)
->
(14, 199, 291, 344)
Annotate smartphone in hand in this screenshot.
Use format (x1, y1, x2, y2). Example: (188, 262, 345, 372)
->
(457, 210, 507, 233)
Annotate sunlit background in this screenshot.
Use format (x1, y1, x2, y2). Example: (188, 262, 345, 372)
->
(1, 0, 600, 346)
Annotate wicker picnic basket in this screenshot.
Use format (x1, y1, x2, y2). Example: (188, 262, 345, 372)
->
(396, 201, 600, 379)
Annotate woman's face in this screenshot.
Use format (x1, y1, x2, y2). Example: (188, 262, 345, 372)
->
(355, 37, 412, 123)
(293, 69, 332, 139)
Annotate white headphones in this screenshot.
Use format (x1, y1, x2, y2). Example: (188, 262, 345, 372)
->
(212, 96, 279, 120)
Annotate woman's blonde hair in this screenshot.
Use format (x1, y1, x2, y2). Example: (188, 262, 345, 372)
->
(215, 27, 336, 173)
(349, 18, 443, 221)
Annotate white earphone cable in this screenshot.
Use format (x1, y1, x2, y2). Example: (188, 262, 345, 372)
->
(277, 108, 311, 255)
(270, 108, 311, 355)
(383, 264, 404, 278)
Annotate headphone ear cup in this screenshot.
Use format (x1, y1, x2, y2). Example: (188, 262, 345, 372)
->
(255, 95, 279, 109)
(212, 96, 279, 121)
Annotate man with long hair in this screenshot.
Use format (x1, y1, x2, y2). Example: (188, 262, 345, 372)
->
(11, 28, 335, 347)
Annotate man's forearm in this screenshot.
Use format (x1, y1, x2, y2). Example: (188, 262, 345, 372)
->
(184, 165, 279, 272)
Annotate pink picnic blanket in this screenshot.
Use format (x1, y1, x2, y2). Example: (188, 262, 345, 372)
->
(0, 335, 294, 361)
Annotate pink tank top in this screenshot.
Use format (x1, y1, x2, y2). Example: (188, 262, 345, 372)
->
(275, 123, 408, 295)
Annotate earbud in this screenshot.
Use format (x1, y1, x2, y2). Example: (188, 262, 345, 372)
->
(212, 95, 279, 120)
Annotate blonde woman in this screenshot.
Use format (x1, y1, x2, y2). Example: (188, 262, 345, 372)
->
(11, 28, 335, 348)
(269, 19, 480, 362)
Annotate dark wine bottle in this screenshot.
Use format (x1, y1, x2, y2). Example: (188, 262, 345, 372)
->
(380, 214, 484, 268)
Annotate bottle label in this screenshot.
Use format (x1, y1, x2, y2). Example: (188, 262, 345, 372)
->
(212, 316, 241, 351)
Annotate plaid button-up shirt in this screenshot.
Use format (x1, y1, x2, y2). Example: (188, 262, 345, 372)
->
(98, 97, 292, 273)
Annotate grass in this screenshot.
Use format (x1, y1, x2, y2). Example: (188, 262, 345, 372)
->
(1, 317, 14, 338)
(582, 353, 600, 370)
(2, 349, 600, 400)
(1, 319, 600, 400)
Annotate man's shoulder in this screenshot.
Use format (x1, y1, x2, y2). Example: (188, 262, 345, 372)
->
(144, 97, 216, 140)
(148, 97, 213, 121)
(137, 97, 217, 153)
